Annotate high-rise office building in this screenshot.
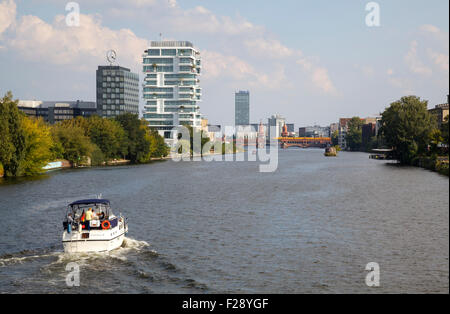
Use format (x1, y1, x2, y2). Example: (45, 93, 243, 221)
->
(268, 114, 286, 139)
(235, 91, 250, 126)
(96, 66, 140, 118)
(142, 41, 202, 141)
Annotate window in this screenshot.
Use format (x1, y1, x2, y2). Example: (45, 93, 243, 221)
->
(147, 49, 160, 56)
(161, 49, 176, 56)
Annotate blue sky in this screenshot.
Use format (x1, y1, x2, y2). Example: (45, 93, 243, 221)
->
(0, 0, 448, 127)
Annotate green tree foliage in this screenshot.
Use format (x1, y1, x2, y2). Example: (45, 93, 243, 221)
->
(331, 130, 339, 146)
(441, 115, 449, 146)
(20, 117, 54, 176)
(379, 96, 436, 164)
(0, 92, 27, 177)
(60, 116, 127, 160)
(51, 124, 93, 167)
(182, 125, 210, 156)
(346, 117, 363, 151)
(149, 128, 169, 158)
(116, 113, 168, 163)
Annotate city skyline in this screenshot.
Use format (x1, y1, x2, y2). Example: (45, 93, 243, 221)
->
(0, 0, 448, 127)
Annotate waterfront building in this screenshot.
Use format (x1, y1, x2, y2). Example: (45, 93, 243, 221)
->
(96, 66, 139, 118)
(429, 96, 449, 129)
(257, 122, 266, 148)
(250, 123, 268, 137)
(18, 100, 97, 124)
(268, 114, 286, 140)
(235, 91, 250, 126)
(362, 123, 376, 148)
(286, 123, 295, 134)
(298, 125, 330, 138)
(142, 41, 202, 142)
(330, 123, 339, 134)
(338, 118, 352, 150)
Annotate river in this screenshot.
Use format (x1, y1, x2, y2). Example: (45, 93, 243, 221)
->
(0, 149, 448, 293)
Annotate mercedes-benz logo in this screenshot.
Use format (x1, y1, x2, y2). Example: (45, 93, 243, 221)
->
(107, 50, 117, 65)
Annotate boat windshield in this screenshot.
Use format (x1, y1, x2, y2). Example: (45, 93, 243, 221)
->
(69, 203, 112, 221)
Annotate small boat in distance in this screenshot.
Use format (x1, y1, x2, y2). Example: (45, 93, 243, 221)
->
(324, 146, 338, 157)
(62, 199, 128, 253)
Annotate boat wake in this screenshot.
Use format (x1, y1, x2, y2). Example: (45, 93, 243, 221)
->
(0, 237, 152, 267)
(1, 237, 208, 293)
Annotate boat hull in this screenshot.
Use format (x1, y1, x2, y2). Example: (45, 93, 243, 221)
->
(63, 232, 125, 253)
(62, 223, 127, 253)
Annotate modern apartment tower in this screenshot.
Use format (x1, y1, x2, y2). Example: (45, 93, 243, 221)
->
(235, 90, 250, 126)
(96, 66, 140, 118)
(142, 41, 202, 141)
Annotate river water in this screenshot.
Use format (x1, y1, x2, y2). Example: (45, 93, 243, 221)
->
(0, 149, 448, 293)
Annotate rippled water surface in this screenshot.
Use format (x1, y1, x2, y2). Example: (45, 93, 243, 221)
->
(0, 150, 448, 293)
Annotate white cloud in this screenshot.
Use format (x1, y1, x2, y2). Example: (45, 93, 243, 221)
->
(297, 58, 337, 95)
(244, 38, 297, 59)
(6, 13, 147, 71)
(427, 49, 449, 72)
(202, 50, 289, 90)
(404, 40, 432, 76)
(0, 0, 16, 36)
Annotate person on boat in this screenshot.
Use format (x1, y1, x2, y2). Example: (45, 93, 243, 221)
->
(85, 208, 93, 231)
(97, 211, 105, 220)
(80, 210, 86, 229)
(67, 213, 73, 233)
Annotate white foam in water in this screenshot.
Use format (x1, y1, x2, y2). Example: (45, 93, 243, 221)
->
(0, 251, 61, 267)
(0, 238, 152, 269)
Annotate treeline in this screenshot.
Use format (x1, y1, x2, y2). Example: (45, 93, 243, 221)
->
(341, 96, 449, 175)
(0, 92, 169, 178)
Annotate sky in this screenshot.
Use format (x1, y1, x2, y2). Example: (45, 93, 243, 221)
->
(0, 0, 448, 127)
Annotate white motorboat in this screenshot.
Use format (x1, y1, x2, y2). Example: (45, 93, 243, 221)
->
(62, 199, 128, 253)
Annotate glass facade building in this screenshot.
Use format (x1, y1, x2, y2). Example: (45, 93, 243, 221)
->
(235, 91, 250, 126)
(96, 66, 139, 118)
(142, 41, 202, 140)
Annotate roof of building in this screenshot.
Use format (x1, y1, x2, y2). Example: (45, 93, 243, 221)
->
(149, 41, 194, 48)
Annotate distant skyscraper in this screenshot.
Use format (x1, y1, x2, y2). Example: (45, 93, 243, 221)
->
(96, 66, 139, 118)
(235, 91, 250, 126)
(268, 114, 285, 139)
(142, 41, 202, 141)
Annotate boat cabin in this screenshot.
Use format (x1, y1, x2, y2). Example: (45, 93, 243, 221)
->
(64, 199, 118, 231)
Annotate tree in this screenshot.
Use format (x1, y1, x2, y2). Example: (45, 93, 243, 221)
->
(441, 115, 449, 147)
(181, 125, 210, 157)
(61, 116, 127, 160)
(346, 117, 363, 151)
(149, 128, 169, 158)
(116, 113, 168, 163)
(116, 113, 151, 163)
(51, 125, 93, 167)
(19, 117, 54, 176)
(0, 91, 27, 177)
(379, 96, 436, 164)
(331, 130, 339, 146)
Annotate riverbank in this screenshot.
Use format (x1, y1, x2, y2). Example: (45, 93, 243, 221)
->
(413, 156, 449, 176)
